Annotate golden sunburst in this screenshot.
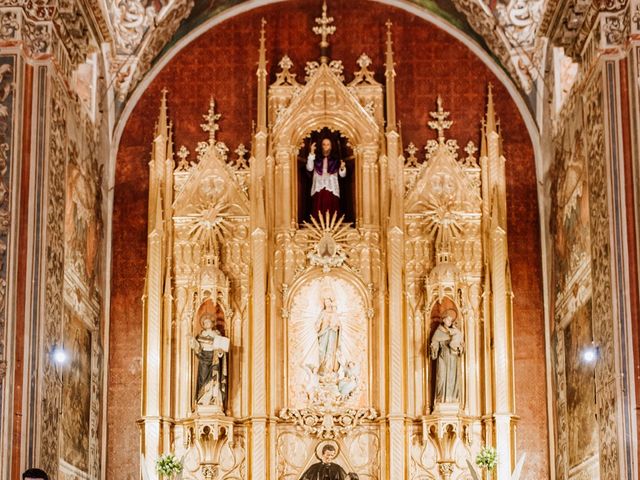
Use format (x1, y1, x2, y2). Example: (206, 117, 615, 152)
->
(186, 200, 232, 257)
(303, 211, 351, 245)
(303, 211, 352, 271)
(420, 198, 462, 248)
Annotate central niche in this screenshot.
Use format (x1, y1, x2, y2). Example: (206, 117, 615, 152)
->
(297, 128, 355, 224)
(287, 274, 369, 409)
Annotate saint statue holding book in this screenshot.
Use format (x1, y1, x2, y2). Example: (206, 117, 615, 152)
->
(190, 314, 230, 411)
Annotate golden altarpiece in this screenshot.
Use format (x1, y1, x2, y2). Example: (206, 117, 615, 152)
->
(139, 7, 517, 480)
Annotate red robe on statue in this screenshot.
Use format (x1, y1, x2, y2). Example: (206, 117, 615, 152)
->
(307, 153, 346, 220)
(312, 189, 341, 219)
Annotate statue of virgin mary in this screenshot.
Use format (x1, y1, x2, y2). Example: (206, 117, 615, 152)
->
(315, 296, 341, 376)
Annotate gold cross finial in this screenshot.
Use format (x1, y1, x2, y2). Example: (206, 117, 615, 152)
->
(201, 97, 222, 143)
(428, 96, 453, 144)
(313, 1, 336, 58)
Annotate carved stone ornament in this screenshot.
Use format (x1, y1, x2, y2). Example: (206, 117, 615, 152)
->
(603, 11, 629, 46)
(108, 0, 195, 99)
(303, 212, 351, 272)
(279, 406, 377, 439)
(0, 59, 13, 382)
(449, 0, 545, 92)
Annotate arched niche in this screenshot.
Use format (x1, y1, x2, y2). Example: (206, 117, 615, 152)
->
(282, 267, 373, 410)
(193, 297, 227, 336)
(190, 297, 229, 413)
(270, 64, 381, 229)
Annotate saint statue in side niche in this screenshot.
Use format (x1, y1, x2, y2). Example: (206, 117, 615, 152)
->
(299, 442, 359, 480)
(306, 137, 347, 219)
(316, 295, 341, 376)
(190, 314, 230, 412)
(430, 309, 464, 404)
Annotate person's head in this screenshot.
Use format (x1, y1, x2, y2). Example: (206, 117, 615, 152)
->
(201, 316, 214, 330)
(323, 296, 334, 309)
(321, 444, 337, 462)
(321, 138, 332, 156)
(23, 469, 49, 480)
(442, 309, 456, 327)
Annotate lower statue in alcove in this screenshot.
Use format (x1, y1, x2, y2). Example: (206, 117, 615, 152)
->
(191, 315, 230, 412)
(430, 309, 464, 405)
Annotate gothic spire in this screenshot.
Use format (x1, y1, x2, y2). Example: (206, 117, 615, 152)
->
(485, 83, 497, 134)
(385, 19, 397, 133)
(257, 18, 267, 133)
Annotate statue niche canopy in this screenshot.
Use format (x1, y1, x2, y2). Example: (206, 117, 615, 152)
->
(139, 4, 519, 480)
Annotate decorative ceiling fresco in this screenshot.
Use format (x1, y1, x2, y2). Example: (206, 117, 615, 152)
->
(105, 0, 545, 108)
(176, 0, 471, 38)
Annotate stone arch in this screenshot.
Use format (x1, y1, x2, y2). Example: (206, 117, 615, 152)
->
(107, 2, 548, 476)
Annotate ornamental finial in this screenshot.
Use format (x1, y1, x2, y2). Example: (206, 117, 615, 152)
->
(201, 97, 222, 144)
(313, 1, 336, 64)
(428, 96, 453, 144)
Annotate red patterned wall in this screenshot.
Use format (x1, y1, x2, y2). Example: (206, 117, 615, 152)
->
(110, 0, 548, 477)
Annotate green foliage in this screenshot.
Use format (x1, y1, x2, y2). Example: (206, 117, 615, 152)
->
(476, 446, 498, 471)
(156, 454, 183, 477)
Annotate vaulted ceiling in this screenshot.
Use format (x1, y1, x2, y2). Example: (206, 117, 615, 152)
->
(104, 0, 546, 106)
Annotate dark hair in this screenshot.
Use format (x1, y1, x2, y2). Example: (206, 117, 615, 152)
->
(23, 469, 49, 480)
(347, 474, 360, 480)
(321, 444, 336, 454)
(315, 136, 338, 161)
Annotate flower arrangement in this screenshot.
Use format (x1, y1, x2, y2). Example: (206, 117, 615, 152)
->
(156, 453, 183, 478)
(475, 446, 498, 471)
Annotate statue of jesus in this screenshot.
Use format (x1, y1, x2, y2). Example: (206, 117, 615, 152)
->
(306, 137, 347, 219)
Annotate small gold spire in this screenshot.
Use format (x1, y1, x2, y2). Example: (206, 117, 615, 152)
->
(428, 96, 453, 144)
(385, 19, 394, 57)
(313, 1, 336, 63)
(201, 97, 221, 144)
(260, 17, 266, 48)
(257, 18, 267, 132)
(385, 19, 397, 132)
(485, 83, 497, 134)
(155, 88, 169, 138)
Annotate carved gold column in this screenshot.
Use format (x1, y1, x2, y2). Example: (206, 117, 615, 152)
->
(273, 145, 292, 229)
(141, 91, 173, 474)
(385, 21, 407, 477)
(480, 86, 516, 480)
(361, 145, 380, 227)
(249, 21, 269, 480)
